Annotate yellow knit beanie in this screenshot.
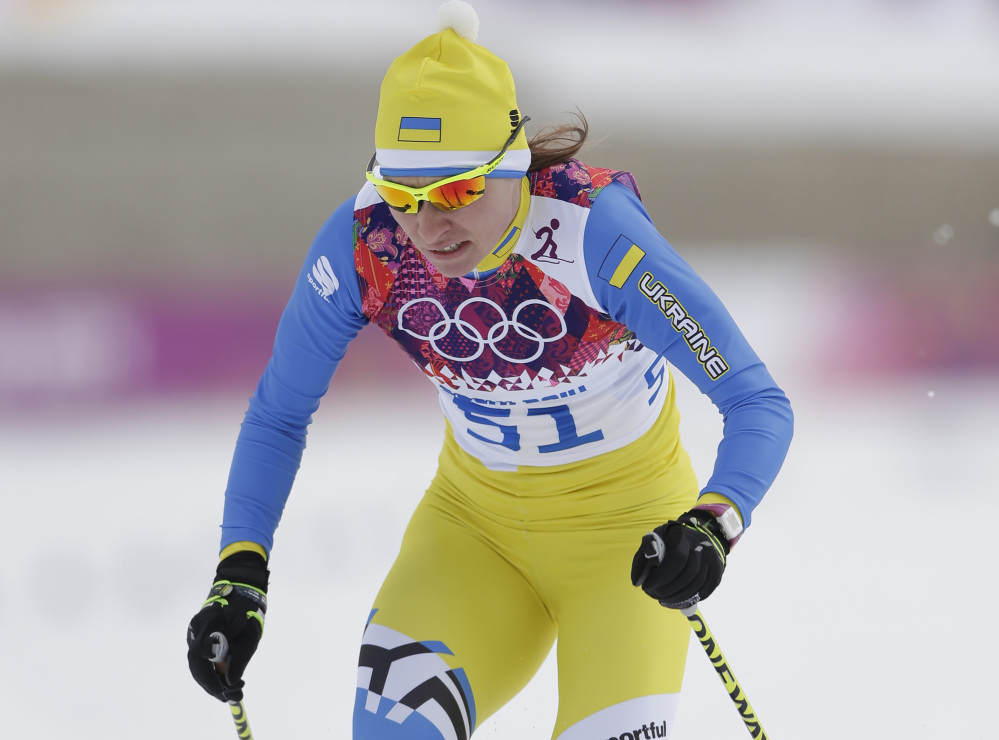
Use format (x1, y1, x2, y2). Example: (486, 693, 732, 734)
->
(373, 1, 529, 178)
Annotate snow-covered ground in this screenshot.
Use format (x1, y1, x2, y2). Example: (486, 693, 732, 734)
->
(2, 252, 996, 739)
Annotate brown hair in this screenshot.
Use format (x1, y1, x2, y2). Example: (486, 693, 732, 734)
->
(527, 112, 589, 172)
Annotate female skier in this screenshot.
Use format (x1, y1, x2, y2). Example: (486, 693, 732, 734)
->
(187, 3, 793, 738)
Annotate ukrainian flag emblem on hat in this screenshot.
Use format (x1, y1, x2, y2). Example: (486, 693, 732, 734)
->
(398, 117, 442, 143)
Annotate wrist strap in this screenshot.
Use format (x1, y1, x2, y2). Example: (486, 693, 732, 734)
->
(693, 503, 744, 547)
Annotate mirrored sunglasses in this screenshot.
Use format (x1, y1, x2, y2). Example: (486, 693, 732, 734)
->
(365, 116, 529, 214)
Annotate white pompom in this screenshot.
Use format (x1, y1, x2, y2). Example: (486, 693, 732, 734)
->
(437, 0, 479, 42)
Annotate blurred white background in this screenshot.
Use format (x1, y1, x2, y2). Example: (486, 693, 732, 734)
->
(1, 1, 998, 738)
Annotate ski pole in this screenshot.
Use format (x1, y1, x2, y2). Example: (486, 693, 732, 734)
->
(681, 606, 769, 740)
(209, 632, 256, 740)
(223, 700, 254, 740)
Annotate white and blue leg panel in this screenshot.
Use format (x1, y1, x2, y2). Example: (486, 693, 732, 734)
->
(354, 619, 476, 740)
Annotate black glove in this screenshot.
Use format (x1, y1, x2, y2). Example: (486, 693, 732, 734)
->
(187, 551, 269, 702)
(631, 509, 730, 610)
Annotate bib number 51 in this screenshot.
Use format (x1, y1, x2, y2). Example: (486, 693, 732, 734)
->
(450, 395, 604, 453)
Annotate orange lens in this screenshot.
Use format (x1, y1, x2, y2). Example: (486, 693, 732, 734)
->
(427, 176, 486, 211)
(372, 184, 419, 213)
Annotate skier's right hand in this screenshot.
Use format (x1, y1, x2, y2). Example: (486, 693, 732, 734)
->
(186, 550, 269, 702)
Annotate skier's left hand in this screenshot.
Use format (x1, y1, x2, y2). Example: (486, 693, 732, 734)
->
(631, 508, 730, 610)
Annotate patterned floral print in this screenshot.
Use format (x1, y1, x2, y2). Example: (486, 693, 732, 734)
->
(354, 161, 641, 392)
(528, 159, 640, 209)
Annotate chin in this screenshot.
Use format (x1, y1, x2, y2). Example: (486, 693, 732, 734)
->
(429, 261, 474, 278)
(419, 240, 482, 278)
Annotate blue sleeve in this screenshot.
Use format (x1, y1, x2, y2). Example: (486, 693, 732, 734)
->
(584, 183, 794, 526)
(220, 198, 368, 554)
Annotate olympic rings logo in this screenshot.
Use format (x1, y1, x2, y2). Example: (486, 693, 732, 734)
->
(397, 296, 568, 363)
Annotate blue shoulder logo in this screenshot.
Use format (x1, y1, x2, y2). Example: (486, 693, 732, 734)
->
(308, 256, 339, 302)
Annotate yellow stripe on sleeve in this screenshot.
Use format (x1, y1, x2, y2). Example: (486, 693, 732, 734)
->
(220, 541, 269, 562)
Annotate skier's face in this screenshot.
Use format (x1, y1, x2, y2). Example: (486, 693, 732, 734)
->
(391, 176, 521, 278)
